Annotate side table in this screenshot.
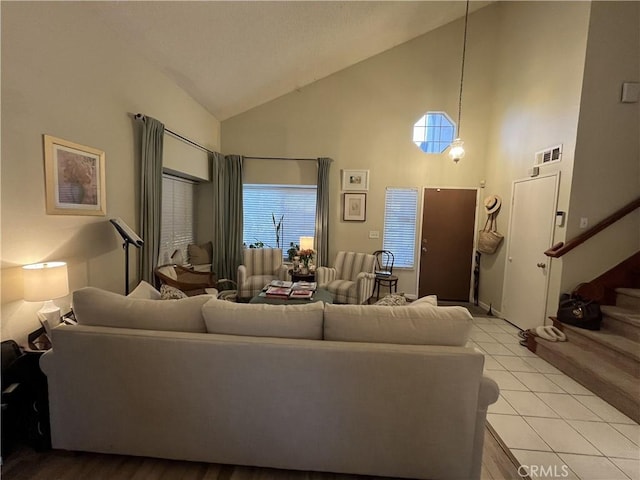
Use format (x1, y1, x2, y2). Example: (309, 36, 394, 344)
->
(2, 327, 52, 455)
(290, 271, 315, 283)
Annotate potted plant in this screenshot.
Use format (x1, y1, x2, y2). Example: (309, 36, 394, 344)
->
(287, 242, 299, 262)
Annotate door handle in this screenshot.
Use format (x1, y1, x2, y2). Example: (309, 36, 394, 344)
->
(536, 262, 546, 268)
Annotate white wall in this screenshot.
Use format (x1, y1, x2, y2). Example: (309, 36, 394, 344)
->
(1, 2, 220, 344)
(222, 2, 596, 310)
(480, 1, 591, 318)
(222, 5, 501, 296)
(562, 1, 640, 293)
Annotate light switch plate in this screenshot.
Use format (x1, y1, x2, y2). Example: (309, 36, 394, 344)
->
(621, 82, 639, 103)
(369, 231, 379, 239)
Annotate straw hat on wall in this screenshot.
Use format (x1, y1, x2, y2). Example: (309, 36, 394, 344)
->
(484, 195, 502, 215)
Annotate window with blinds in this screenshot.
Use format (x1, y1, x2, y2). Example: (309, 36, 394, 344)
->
(159, 174, 195, 265)
(383, 187, 419, 268)
(243, 184, 317, 256)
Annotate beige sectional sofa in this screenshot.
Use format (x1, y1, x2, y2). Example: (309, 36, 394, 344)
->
(41, 284, 499, 480)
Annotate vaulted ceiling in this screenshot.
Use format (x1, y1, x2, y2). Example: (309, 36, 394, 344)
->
(91, 1, 491, 120)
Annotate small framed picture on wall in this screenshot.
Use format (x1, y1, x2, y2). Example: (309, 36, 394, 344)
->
(343, 193, 366, 222)
(342, 169, 369, 191)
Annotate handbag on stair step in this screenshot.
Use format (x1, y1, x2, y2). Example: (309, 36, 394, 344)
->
(556, 291, 602, 330)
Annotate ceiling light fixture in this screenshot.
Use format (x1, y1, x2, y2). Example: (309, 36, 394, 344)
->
(449, 0, 470, 163)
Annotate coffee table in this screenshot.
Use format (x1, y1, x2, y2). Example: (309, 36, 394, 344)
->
(250, 288, 333, 305)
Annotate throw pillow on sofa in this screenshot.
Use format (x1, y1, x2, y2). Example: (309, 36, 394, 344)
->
(160, 284, 188, 300)
(374, 293, 407, 306)
(188, 241, 213, 266)
(323, 303, 472, 346)
(73, 287, 213, 333)
(202, 300, 324, 340)
(127, 281, 161, 300)
(408, 294, 438, 307)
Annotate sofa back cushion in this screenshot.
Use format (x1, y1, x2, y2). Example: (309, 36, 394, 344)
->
(73, 287, 211, 333)
(324, 304, 472, 346)
(202, 300, 324, 340)
(242, 248, 283, 276)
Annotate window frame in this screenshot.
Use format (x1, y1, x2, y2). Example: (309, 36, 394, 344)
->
(382, 187, 419, 269)
(159, 173, 196, 266)
(242, 184, 317, 258)
(413, 111, 456, 154)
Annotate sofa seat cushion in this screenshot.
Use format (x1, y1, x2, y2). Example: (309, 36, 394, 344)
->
(324, 304, 472, 346)
(202, 300, 324, 340)
(325, 279, 356, 304)
(73, 287, 212, 333)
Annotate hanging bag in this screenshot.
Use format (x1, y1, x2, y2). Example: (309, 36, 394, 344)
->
(477, 214, 504, 254)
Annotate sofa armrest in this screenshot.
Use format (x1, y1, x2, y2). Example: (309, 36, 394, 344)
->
(275, 264, 290, 281)
(355, 272, 376, 304)
(237, 265, 249, 297)
(315, 267, 336, 286)
(478, 375, 500, 408)
(469, 375, 500, 480)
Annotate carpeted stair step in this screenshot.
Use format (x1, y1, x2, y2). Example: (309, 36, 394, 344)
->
(616, 287, 640, 311)
(602, 305, 640, 342)
(533, 338, 640, 424)
(551, 318, 640, 377)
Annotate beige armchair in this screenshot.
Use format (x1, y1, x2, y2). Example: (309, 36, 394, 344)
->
(237, 248, 288, 299)
(316, 251, 376, 304)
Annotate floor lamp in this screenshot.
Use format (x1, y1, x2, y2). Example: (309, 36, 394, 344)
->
(110, 218, 144, 295)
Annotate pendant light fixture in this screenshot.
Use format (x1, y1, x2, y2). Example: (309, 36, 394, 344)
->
(449, 0, 470, 163)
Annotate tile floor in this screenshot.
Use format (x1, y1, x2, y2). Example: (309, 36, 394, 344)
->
(468, 316, 640, 480)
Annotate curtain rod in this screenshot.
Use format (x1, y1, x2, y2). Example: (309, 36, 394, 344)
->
(133, 113, 215, 155)
(133, 114, 318, 162)
(244, 156, 318, 161)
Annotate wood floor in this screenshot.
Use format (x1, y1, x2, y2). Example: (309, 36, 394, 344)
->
(1, 427, 521, 480)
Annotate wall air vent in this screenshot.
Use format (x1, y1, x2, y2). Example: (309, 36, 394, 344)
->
(535, 144, 563, 166)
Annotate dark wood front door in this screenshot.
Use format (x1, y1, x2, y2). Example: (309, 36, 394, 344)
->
(419, 188, 477, 301)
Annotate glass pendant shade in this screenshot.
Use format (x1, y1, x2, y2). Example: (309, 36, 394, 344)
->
(448, 138, 465, 163)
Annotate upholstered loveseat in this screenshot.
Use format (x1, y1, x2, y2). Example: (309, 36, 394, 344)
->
(41, 284, 499, 480)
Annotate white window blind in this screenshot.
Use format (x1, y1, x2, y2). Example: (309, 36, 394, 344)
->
(159, 174, 195, 265)
(243, 184, 317, 255)
(383, 187, 419, 268)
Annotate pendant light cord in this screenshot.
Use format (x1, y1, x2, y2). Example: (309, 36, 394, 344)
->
(457, 0, 470, 137)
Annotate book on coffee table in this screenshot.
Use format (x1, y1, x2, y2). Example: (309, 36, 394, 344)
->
(265, 286, 292, 298)
(270, 280, 293, 288)
(289, 289, 313, 299)
(292, 281, 317, 291)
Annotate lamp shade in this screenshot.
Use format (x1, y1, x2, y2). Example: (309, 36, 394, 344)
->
(448, 138, 466, 162)
(299, 236, 314, 251)
(23, 262, 69, 302)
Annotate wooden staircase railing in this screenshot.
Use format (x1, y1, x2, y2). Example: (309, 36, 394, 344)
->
(545, 196, 640, 258)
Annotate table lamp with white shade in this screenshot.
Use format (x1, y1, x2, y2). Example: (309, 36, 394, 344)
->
(23, 261, 69, 329)
(299, 236, 314, 252)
